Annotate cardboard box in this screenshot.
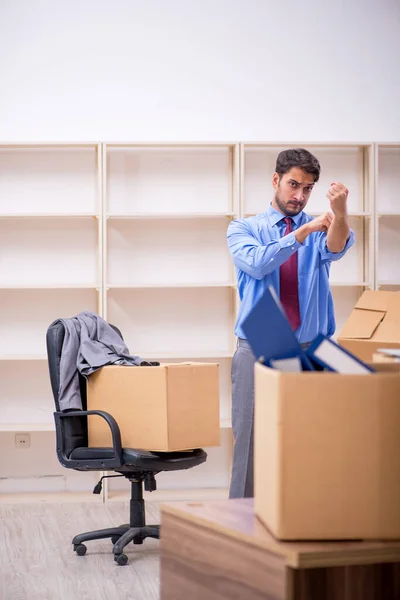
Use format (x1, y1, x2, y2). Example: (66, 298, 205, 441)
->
(254, 361, 400, 540)
(371, 357, 400, 370)
(87, 363, 220, 452)
(337, 290, 400, 361)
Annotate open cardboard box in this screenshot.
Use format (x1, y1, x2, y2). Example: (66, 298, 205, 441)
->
(337, 290, 400, 362)
(254, 360, 400, 541)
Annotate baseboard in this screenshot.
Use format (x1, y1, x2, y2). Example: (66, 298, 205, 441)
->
(0, 491, 104, 504)
(107, 487, 229, 503)
(0, 487, 229, 505)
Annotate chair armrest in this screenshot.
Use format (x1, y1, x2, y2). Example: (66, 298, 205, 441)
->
(54, 410, 123, 469)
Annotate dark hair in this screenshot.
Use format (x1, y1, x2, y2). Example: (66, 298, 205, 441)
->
(275, 148, 321, 182)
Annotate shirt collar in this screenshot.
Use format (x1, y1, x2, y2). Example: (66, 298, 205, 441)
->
(266, 203, 304, 227)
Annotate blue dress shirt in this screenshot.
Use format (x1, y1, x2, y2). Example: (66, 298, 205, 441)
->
(227, 205, 355, 344)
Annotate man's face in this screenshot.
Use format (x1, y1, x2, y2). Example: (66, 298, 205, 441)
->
(271, 167, 316, 216)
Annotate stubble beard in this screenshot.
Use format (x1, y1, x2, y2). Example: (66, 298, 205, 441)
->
(274, 188, 302, 217)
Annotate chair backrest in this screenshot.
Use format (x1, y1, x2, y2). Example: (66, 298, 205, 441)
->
(46, 318, 123, 457)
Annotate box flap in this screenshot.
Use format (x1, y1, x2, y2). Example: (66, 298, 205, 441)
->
(384, 298, 400, 321)
(338, 309, 385, 340)
(355, 290, 394, 312)
(370, 320, 400, 344)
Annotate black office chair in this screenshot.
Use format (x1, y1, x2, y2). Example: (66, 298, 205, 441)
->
(46, 319, 207, 565)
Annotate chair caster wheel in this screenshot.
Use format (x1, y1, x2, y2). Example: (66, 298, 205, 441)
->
(74, 544, 87, 556)
(111, 536, 120, 545)
(115, 553, 128, 566)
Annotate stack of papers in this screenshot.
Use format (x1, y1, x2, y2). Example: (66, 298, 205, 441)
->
(376, 348, 400, 362)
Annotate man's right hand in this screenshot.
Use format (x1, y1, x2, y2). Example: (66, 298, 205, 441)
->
(308, 212, 333, 233)
(294, 212, 333, 244)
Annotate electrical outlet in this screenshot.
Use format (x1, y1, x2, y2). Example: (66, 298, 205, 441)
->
(15, 434, 30, 449)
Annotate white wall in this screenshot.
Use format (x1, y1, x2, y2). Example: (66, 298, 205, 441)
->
(0, 0, 399, 142)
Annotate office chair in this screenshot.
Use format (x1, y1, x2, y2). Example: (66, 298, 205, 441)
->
(46, 319, 207, 566)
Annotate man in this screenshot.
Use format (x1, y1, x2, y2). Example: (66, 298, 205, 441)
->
(227, 148, 354, 499)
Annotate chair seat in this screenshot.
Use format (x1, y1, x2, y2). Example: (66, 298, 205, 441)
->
(69, 446, 207, 471)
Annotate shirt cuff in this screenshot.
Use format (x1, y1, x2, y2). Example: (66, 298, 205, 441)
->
(278, 232, 300, 252)
(320, 229, 355, 260)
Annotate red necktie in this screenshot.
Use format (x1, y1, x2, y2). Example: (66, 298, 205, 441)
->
(279, 217, 301, 331)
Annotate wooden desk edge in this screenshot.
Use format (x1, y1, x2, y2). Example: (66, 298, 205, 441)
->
(160, 502, 400, 570)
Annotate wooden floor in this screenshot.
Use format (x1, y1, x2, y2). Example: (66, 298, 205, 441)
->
(0, 500, 161, 600)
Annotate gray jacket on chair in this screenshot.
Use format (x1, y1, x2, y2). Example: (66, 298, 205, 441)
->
(57, 311, 146, 411)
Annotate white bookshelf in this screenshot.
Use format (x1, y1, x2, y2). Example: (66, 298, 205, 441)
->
(0, 217, 100, 288)
(98, 143, 238, 502)
(376, 144, 400, 287)
(0, 355, 48, 361)
(375, 145, 400, 214)
(107, 213, 235, 219)
(105, 216, 233, 288)
(0, 145, 100, 216)
(0, 144, 103, 501)
(105, 287, 233, 357)
(0, 423, 55, 432)
(0, 278, 99, 361)
(240, 143, 374, 335)
(376, 215, 400, 286)
(102, 143, 239, 426)
(2, 139, 399, 503)
(104, 143, 236, 213)
(0, 360, 55, 432)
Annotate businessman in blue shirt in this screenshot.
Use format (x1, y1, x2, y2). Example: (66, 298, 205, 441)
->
(227, 148, 354, 498)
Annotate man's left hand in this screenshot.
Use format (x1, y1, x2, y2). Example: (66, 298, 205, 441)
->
(326, 182, 348, 217)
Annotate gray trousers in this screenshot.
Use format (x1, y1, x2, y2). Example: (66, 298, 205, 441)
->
(229, 338, 256, 499)
(229, 337, 311, 499)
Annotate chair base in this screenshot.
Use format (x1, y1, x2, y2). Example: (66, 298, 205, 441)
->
(71, 475, 160, 565)
(72, 524, 160, 564)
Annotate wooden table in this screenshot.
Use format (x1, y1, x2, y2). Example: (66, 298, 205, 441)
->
(160, 498, 400, 600)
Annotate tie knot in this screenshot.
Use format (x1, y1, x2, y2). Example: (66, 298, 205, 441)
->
(282, 216, 293, 234)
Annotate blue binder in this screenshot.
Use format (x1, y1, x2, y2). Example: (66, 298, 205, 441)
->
(306, 333, 374, 373)
(241, 285, 315, 371)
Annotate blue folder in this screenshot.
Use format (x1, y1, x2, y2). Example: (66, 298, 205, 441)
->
(241, 285, 315, 370)
(306, 333, 374, 373)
